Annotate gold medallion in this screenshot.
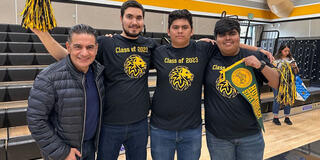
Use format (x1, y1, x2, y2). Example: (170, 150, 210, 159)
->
(231, 68, 252, 88)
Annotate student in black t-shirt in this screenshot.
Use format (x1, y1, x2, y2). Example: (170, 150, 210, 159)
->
(30, 1, 157, 160)
(150, 9, 276, 160)
(204, 18, 280, 160)
(150, 9, 214, 160)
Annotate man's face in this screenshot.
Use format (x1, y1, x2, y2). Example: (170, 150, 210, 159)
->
(168, 18, 193, 48)
(121, 7, 144, 38)
(66, 33, 98, 73)
(216, 29, 240, 56)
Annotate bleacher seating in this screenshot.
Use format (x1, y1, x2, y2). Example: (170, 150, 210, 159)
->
(0, 129, 6, 160)
(8, 24, 28, 33)
(0, 42, 7, 52)
(7, 33, 30, 42)
(0, 24, 8, 32)
(7, 42, 32, 53)
(35, 53, 57, 65)
(0, 54, 6, 65)
(7, 53, 35, 65)
(0, 86, 5, 101)
(0, 68, 5, 81)
(0, 32, 6, 41)
(50, 26, 68, 34)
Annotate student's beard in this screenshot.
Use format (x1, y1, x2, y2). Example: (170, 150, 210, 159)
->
(123, 29, 141, 38)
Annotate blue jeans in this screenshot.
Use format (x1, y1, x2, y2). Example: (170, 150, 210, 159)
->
(97, 118, 148, 160)
(150, 124, 202, 160)
(206, 130, 265, 160)
(272, 89, 291, 116)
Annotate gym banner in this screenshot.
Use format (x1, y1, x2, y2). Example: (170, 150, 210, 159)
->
(219, 59, 264, 131)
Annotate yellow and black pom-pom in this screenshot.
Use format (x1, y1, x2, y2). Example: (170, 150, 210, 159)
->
(276, 62, 296, 107)
(21, 0, 57, 31)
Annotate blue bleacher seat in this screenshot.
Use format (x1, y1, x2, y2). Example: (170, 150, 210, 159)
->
(7, 53, 35, 65)
(0, 32, 7, 41)
(7, 33, 30, 42)
(8, 42, 32, 53)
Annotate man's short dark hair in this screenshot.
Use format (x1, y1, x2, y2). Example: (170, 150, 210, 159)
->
(214, 18, 240, 37)
(121, 0, 145, 18)
(168, 9, 193, 29)
(68, 24, 97, 43)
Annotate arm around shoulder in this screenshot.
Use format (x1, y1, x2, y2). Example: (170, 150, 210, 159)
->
(240, 44, 274, 62)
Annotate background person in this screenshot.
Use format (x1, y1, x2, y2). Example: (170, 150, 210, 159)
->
(272, 44, 299, 125)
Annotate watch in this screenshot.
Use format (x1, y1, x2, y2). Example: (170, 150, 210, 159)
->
(258, 60, 266, 71)
(257, 48, 261, 52)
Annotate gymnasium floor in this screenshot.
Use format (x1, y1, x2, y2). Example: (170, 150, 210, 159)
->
(118, 108, 320, 160)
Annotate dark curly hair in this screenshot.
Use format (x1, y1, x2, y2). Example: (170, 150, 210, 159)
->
(168, 9, 193, 29)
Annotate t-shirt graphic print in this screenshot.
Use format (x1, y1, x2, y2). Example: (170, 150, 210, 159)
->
(168, 66, 194, 91)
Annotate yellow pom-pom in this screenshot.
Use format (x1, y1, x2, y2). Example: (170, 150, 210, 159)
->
(276, 62, 296, 107)
(21, 0, 57, 31)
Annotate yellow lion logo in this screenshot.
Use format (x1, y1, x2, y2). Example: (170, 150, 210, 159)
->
(169, 66, 194, 91)
(216, 74, 238, 98)
(124, 54, 147, 78)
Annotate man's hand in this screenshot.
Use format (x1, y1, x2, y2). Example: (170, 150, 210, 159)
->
(105, 34, 113, 37)
(243, 55, 262, 69)
(198, 38, 216, 45)
(290, 62, 297, 68)
(30, 28, 49, 36)
(65, 148, 81, 160)
(259, 49, 275, 62)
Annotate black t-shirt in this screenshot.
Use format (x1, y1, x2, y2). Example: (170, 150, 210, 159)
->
(96, 34, 158, 125)
(204, 48, 272, 140)
(151, 41, 216, 130)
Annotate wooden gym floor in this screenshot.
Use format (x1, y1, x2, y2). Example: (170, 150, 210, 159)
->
(118, 108, 320, 160)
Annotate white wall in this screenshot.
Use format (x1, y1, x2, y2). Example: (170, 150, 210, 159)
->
(4, 0, 318, 37)
(0, 0, 218, 35)
(263, 19, 320, 38)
